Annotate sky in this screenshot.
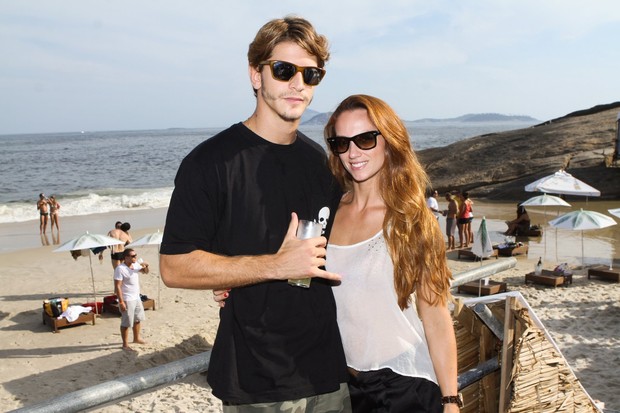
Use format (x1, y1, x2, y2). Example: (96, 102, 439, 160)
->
(1, 0, 619, 135)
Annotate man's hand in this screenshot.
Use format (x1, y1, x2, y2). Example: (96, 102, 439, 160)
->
(271, 213, 341, 283)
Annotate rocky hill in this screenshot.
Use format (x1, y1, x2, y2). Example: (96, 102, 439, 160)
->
(418, 102, 620, 200)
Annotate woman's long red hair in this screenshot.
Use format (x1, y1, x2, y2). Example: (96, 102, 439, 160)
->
(325, 94, 452, 309)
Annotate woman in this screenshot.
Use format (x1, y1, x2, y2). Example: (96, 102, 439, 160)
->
(505, 205, 530, 236)
(49, 195, 61, 232)
(324, 95, 459, 412)
(457, 192, 474, 248)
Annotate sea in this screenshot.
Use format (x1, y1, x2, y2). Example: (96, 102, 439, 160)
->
(0, 121, 536, 224)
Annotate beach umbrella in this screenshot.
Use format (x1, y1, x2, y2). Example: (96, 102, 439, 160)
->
(609, 208, 620, 219)
(127, 230, 163, 247)
(548, 209, 617, 267)
(54, 232, 124, 314)
(520, 194, 571, 259)
(524, 169, 600, 197)
(126, 230, 163, 307)
(471, 217, 494, 295)
(520, 193, 571, 208)
(472, 217, 494, 260)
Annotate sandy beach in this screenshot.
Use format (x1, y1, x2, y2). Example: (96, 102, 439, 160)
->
(1, 203, 619, 412)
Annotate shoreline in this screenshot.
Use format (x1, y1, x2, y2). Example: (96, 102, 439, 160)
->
(0, 207, 169, 254)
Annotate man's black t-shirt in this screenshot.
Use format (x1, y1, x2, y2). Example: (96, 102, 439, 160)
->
(160, 123, 347, 403)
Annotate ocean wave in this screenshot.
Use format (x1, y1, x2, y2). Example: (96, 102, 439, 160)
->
(0, 187, 173, 224)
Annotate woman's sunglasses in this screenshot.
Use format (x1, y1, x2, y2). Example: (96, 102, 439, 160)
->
(260, 60, 326, 86)
(326, 131, 381, 155)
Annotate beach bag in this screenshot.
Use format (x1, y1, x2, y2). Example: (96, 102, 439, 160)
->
(43, 297, 69, 317)
(554, 263, 573, 276)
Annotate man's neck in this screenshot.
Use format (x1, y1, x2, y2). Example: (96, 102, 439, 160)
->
(244, 112, 299, 145)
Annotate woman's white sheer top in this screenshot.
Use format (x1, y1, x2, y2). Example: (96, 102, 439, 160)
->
(327, 231, 437, 384)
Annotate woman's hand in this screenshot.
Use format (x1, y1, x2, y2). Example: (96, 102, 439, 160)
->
(213, 289, 231, 308)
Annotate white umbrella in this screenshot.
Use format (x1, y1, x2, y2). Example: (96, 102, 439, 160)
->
(520, 193, 571, 208)
(127, 230, 163, 248)
(54, 232, 124, 314)
(525, 169, 600, 197)
(126, 230, 163, 307)
(609, 208, 620, 219)
(520, 194, 572, 260)
(548, 209, 617, 267)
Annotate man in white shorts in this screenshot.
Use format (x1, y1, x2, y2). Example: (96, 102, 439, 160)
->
(113, 248, 149, 350)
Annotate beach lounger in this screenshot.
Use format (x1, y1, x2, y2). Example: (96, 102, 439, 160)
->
(457, 280, 507, 296)
(525, 269, 572, 287)
(587, 266, 620, 282)
(497, 244, 529, 257)
(42, 310, 95, 333)
(457, 247, 498, 260)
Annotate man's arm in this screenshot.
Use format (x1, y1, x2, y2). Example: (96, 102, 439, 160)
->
(114, 279, 126, 312)
(160, 213, 341, 290)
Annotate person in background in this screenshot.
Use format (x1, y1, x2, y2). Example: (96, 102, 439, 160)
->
(37, 193, 50, 234)
(457, 192, 473, 248)
(427, 190, 440, 220)
(505, 204, 531, 236)
(49, 195, 61, 233)
(159, 16, 349, 412)
(113, 248, 149, 350)
(108, 222, 133, 269)
(323, 94, 460, 412)
(443, 193, 458, 251)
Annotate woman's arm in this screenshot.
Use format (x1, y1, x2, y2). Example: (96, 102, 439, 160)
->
(418, 289, 460, 412)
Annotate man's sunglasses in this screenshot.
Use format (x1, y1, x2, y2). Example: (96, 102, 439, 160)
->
(327, 131, 381, 155)
(260, 60, 326, 86)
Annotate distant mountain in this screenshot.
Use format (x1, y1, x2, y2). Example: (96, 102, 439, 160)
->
(302, 111, 538, 126)
(301, 112, 333, 125)
(301, 109, 322, 124)
(412, 113, 539, 123)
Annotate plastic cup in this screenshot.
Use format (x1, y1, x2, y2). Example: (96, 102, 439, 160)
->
(288, 220, 323, 288)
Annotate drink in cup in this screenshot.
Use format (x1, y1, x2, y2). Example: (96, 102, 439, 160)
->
(288, 220, 323, 288)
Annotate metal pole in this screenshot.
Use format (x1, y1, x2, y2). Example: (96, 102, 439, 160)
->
(10, 351, 211, 413)
(457, 357, 500, 390)
(451, 257, 517, 288)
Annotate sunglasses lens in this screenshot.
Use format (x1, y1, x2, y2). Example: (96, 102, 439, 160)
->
(354, 132, 378, 149)
(302, 68, 322, 86)
(271, 61, 295, 81)
(329, 138, 349, 154)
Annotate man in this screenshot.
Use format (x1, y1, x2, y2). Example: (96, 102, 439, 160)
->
(37, 193, 50, 234)
(107, 222, 132, 269)
(160, 16, 349, 412)
(427, 190, 440, 219)
(443, 193, 458, 250)
(113, 248, 149, 350)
